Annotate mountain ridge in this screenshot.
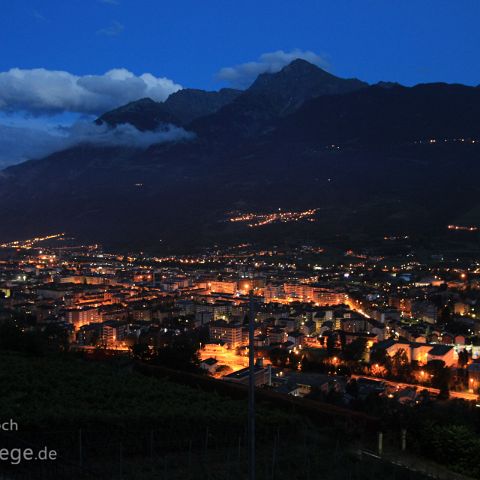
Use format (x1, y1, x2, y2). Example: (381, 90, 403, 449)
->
(1, 59, 480, 252)
(97, 87, 242, 130)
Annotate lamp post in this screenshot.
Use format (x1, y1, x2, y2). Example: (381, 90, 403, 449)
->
(248, 289, 256, 480)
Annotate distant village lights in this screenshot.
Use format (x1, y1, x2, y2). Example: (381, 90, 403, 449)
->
(448, 225, 478, 232)
(228, 208, 319, 228)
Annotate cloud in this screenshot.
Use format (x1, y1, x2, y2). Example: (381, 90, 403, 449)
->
(0, 68, 182, 115)
(97, 20, 124, 36)
(64, 121, 194, 148)
(0, 124, 62, 169)
(0, 120, 194, 169)
(31, 9, 47, 22)
(216, 49, 330, 88)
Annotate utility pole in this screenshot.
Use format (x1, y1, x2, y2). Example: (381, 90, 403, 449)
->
(248, 289, 256, 480)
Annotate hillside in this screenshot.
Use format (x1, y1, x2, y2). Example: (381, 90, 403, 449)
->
(0, 60, 479, 251)
(0, 352, 428, 480)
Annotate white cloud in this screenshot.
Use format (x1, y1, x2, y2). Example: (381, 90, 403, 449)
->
(0, 120, 194, 169)
(0, 124, 62, 169)
(31, 9, 47, 22)
(0, 68, 182, 115)
(64, 121, 194, 148)
(97, 20, 124, 36)
(216, 49, 330, 88)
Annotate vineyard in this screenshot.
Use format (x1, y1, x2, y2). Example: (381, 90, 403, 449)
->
(0, 352, 430, 479)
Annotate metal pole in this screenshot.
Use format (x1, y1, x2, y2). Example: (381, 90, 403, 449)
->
(78, 429, 82, 469)
(377, 432, 383, 456)
(248, 290, 256, 480)
(401, 428, 407, 452)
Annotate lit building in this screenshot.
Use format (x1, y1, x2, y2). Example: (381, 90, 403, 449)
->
(209, 281, 237, 295)
(312, 288, 346, 306)
(101, 320, 128, 346)
(264, 283, 284, 303)
(65, 307, 102, 330)
(223, 363, 272, 386)
(209, 320, 243, 348)
(284, 283, 314, 302)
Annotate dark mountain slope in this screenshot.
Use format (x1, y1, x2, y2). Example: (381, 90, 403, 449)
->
(1, 133, 479, 252)
(97, 88, 242, 130)
(163, 88, 241, 125)
(1, 62, 480, 252)
(189, 59, 368, 141)
(275, 83, 480, 146)
(96, 98, 179, 131)
(96, 60, 368, 141)
(248, 59, 367, 114)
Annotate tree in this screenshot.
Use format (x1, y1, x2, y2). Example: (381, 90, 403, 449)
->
(346, 378, 359, 398)
(22, 331, 47, 356)
(370, 347, 388, 366)
(387, 348, 412, 381)
(326, 334, 336, 357)
(300, 356, 328, 373)
(426, 360, 451, 399)
(0, 321, 24, 351)
(43, 323, 70, 352)
(150, 335, 201, 373)
(458, 349, 469, 368)
(270, 347, 289, 368)
(343, 338, 367, 362)
(131, 343, 151, 361)
(438, 305, 452, 326)
(0, 321, 47, 356)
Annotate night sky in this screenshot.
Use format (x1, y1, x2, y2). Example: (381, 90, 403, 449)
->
(0, 0, 479, 166)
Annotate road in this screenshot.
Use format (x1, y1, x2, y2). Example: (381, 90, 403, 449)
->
(352, 374, 478, 401)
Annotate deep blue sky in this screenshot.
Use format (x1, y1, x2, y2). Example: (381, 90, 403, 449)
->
(1, 0, 479, 168)
(1, 0, 479, 88)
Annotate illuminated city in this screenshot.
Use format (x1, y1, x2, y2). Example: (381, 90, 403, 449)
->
(2, 233, 480, 401)
(1, 2, 480, 478)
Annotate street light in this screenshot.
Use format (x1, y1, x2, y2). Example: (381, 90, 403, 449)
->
(248, 289, 255, 480)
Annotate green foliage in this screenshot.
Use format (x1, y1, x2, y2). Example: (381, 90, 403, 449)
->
(343, 338, 367, 362)
(148, 334, 202, 373)
(441, 305, 452, 324)
(458, 349, 469, 368)
(385, 348, 413, 381)
(0, 321, 26, 351)
(130, 342, 151, 360)
(0, 319, 72, 356)
(420, 422, 480, 477)
(370, 347, 388, 366)
(0, 352, 439, 479)
(326, 333, 336, 356)
(269, 347, 289, 367)
(0, 352, 290, 431)
(426, 360, 451, 398)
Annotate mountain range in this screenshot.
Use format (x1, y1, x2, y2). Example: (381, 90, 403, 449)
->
(1, 59, 479, 253)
